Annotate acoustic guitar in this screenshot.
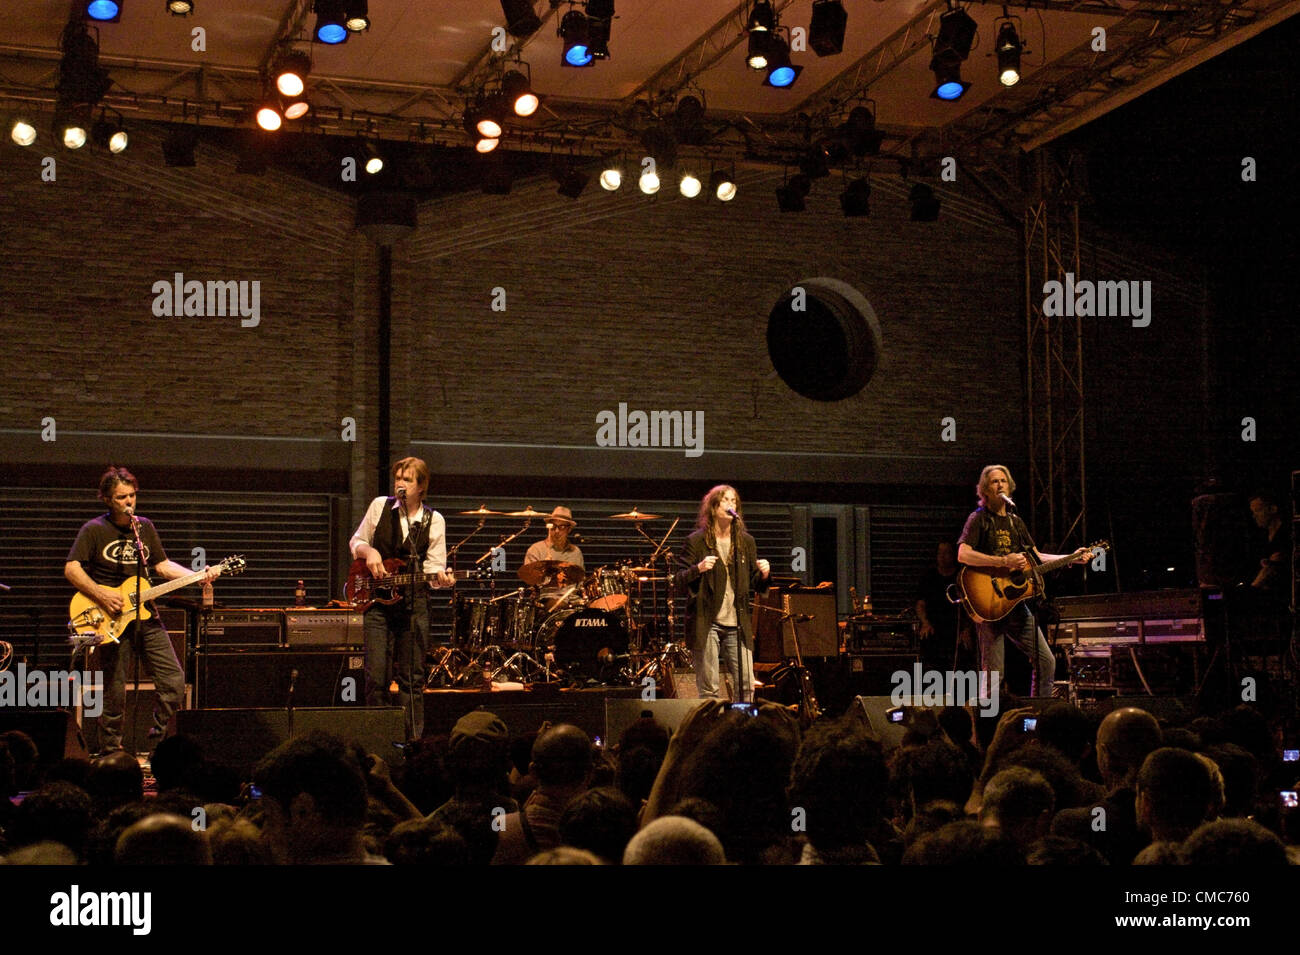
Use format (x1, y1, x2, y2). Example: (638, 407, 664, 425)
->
(68, 555, 246, 643)
(957, 542, 1108, 622)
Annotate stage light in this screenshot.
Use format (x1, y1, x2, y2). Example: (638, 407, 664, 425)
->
(776, 173, 810, 212)
(809, 1, 847, 57)
(274, 50, 312, 97)
(763, 36, 801, 88)
(500, 0, 542, 38)
(560, 11, 592, 67)
(475, 95, 507, 138)
(747, 1, 775, 33)
(314, 1, 348, 44)
(56, 105, 91, 149)
(639, 168, 660, 194)
(59, 18, 113, 107)
(553, 162, 589, 199)
(344, 1, 369, 32)
(672, 95, 708, 146)
(475, 137, 499, 154)
(282, 94, 310, 120)
(839, 177, 870, 217)
(502, 70, 538, 117)
(844, 104, 884, 156)
(996, 20, 1022, 87)
(86, 2, 121, 22)
(710, 169, 736, 201)
(166, 0, 193, 14)
(679, 172, 702, 198)
(909, 183, 940, 221)
(933, 6, 978, 61)
(161, 125, 197, 166)
(92, 114, 128, 152)
(746, 30, 773, 70)
(930, 59, 969, 101)
(586, 0, 613, 59)
(10, 118, 36, 147)
(599, 159, 622, 191)
(255, 97, 283, 131)
(361, 140, 382, 175)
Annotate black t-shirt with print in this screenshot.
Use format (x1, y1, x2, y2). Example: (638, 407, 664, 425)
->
(67, 514, 168, 587)
(957, 507, 1035, 558)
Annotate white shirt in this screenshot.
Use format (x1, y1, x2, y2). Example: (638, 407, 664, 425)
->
(350, 496, 447, 578)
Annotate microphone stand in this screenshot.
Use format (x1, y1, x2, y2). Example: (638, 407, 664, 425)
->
(128, 513, 146, 756)
(403, 497, 424, 741)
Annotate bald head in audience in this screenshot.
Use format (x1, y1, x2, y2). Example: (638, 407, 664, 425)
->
(623, 816, 726, 865)
(1096, 708, 1163, 790)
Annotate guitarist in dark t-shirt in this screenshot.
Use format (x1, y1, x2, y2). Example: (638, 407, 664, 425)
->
(957, 465, 1089, 697)
(65, 466, 219, 754)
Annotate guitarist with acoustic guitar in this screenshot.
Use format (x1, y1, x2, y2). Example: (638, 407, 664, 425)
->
(956, 465, 1092, 698)
(64, 466, 221, 754)
(350, 456, 456, 740)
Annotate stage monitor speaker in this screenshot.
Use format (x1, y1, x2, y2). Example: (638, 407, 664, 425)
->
(604, 698, 706, 745)
(845, 652, 920, 697)
(195, 649, 365, 708)
(0, 708, 88, 767)
(754, 589, 839, 662)
(172, 706, 405, 776)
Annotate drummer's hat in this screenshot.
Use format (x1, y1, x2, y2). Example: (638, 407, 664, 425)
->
(546, 506, 576, 527)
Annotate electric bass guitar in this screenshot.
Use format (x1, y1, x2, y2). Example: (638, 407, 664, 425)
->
(957, 542, 1108, 623)
(344, 558, 475, 612)
(68, 555, 246, 643)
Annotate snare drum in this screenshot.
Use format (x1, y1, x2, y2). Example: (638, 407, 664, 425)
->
(583, 566, 628, 612)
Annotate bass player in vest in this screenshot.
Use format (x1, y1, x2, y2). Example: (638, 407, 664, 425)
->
(350, 456, 456, 739)
(957, 465, 1090, 697)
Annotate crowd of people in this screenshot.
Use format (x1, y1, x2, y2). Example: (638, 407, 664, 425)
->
(1, 693, 1296, 865)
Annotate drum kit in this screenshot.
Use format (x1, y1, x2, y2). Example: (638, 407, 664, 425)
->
(427, 506, 688, 690)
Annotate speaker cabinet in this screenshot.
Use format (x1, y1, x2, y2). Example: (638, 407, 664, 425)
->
(753, 589, 839, 662)
(0, 709, 88, 766)
(172, 707, 405, 776)
(194, 649, 366, 708)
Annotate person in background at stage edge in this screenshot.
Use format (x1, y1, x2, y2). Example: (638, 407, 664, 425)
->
(350, 457, 456, 740)
(916, 541, 974, 672)
(675, 485, 771, 701)
(64, 466, 219, 755)
(1247, 490, 1291, 609)
(957, 465, 1089, 697)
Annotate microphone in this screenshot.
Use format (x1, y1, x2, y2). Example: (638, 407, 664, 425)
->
(597, 648, 631, 665)
(392, 489, 406, 511)
(288, 668, 299, 695)
(794, 613, 815, 623)
(999, 493, 1017, 509)
(726, 507, 741, 521)
(124, 504, 134, 515)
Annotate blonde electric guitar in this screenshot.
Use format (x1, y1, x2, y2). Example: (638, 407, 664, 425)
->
(957, 543, 1107, 623)
(68, 555, 246, 643)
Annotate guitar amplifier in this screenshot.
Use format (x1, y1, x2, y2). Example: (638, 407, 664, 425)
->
(285, 610, 365, 647)
(753, 589, 839, 661)
(846, 616, 916, 652)
(200, 609, 284, 648)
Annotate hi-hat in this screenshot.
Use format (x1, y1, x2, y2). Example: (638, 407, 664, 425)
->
(609, 508, 662, 520)
(459, 505, 505, 516)
(518, 560, 585, 588)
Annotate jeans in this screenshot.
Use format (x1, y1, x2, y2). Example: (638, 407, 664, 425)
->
(693, 624, 753, 702)
(364, 598, 429, 739)
(98, 618, 185, 752)
(977, 603, 1055, 697)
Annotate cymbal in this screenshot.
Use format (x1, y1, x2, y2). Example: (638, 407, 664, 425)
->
(609, 508, 662, 520)
(459, 505, 504, 516)
(506, 507, 549, 518)
(518, 560, 586, 588)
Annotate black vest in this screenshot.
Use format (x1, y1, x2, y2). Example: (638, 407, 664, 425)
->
(373, 499, 433, 562)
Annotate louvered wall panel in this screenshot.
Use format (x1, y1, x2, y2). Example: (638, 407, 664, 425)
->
(867, 505, 972, 616)
(0, 488, 335, 668)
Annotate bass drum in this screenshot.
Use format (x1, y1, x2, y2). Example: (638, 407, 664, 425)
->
(536, 607, 629, 669)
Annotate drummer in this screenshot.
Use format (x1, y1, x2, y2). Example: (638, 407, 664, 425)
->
(524, 506, 585, 607)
